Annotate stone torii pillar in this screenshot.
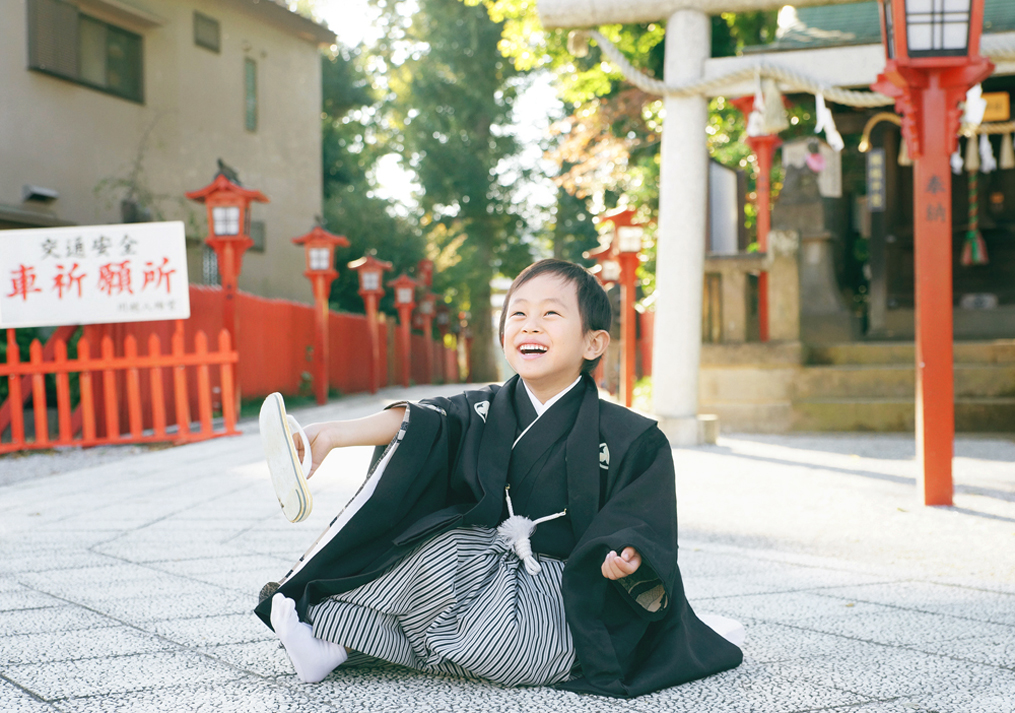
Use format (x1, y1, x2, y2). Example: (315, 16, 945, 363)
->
(537, 0, 845, 445)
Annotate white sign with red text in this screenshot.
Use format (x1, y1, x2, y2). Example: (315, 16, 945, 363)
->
(0, 221, 190, 328)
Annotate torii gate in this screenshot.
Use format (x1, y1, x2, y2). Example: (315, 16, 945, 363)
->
(537, 0, 860, 445)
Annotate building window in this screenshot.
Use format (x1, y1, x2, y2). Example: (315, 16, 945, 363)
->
(194, 12, 220, 53)
(244, 58, 257, 132)
(27, 0, 144, 103)
(249, 220, 266, 253)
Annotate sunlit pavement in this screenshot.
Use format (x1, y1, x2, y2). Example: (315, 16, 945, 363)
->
(2, 384, 1013, 713)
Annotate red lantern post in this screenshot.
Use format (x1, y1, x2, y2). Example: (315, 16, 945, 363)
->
(348, 255, 392, 394)
(599, 207, 646, 408)
(292, 226, 349, 405)
(418, 290, 438, 384)
(873, 0, 992, 505)
(436, 302, 451, 383)
(185, 172, 269, 343)
(416, 258, 435, 289)
(389, 274, 418, 388)
(730, 96, 782, 343)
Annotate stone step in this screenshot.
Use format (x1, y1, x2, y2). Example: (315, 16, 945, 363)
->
(795, 364, 1015, 399)
(807, 341, 1015, 366)
(792, 397, 1015, 432)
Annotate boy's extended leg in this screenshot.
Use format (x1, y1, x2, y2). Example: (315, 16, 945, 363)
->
(271, 593, 348, 682)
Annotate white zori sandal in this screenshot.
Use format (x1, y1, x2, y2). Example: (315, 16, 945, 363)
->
(259, 392, 313, 523)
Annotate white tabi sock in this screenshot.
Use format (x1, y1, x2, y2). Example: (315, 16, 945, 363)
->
(270, 593, 348, 682)
(698, 612, 747, 648)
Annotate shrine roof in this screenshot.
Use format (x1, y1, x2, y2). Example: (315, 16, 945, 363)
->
(744, 0, 1015, 54)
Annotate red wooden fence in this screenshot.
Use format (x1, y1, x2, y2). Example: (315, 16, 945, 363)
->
(1, 285, 459, 452)
(1, 324, 238, 453)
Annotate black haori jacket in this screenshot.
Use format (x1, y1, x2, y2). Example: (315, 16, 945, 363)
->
(253, 374, 742, 698)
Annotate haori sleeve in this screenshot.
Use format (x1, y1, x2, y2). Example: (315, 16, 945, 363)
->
(566, 427, 679, 621)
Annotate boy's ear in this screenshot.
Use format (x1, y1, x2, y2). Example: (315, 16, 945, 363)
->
(584, 329, 610, 361)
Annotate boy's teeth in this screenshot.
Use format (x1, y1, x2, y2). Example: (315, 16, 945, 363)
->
(520, 344, 547, 354)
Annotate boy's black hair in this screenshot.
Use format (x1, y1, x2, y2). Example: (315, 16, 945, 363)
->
(498, 258, 611, 373)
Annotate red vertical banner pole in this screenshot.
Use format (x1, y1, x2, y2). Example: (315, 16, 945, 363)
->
(913, 76, 956, 506)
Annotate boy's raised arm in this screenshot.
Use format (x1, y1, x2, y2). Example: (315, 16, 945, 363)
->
(296, 406, 406, 478)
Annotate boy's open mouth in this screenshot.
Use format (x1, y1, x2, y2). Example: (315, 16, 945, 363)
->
(518, 343, 548, 357)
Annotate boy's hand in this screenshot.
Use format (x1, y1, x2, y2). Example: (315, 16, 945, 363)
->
(293, 422, 333, 479)
(601, 547, 641, 580)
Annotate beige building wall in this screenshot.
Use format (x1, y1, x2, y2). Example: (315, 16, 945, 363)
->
(0, 0, 332, 304)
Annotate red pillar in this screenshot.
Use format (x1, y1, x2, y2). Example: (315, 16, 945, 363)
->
(747, 134, 781, 343)
(912, 77, 957, 506)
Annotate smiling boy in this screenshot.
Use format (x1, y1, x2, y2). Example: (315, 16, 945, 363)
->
(256, 259, 742, 697)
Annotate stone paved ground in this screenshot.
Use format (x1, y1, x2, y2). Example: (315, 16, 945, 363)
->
(2, 384, 1013, 712)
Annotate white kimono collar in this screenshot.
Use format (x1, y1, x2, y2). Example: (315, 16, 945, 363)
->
(523, 376, 582, 418)
(514, 376, 582, 449)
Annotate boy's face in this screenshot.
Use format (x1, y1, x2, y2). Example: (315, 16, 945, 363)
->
(502, 273, 608, 399)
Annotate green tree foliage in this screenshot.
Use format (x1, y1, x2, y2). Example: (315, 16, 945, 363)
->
(375, 0, 535, 381)
(319, 48, 427, 315)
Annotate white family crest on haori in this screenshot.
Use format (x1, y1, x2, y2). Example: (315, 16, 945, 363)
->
(474, 401, 490, 422)
(600, 442, 610, 469)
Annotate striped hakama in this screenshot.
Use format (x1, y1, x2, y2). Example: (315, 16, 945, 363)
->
(307, 525, 576, 686)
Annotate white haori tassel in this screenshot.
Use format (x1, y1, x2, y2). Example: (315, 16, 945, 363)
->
(980, 134, 997, 173)
(498, 487, 566, 576)
(814, 94, 844, 152)
(965, 133, 981, 172)
(1001, 133, 1015, 169)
